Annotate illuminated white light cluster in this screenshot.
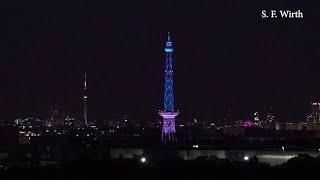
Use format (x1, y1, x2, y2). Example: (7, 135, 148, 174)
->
(140, 157, 146, 163)
(244, 156, 249, 161)
(192, 145, 199, 148)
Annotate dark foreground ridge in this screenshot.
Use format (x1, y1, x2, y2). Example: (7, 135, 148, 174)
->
(1, 125, 320, 179)
(1, 152, 320, 179)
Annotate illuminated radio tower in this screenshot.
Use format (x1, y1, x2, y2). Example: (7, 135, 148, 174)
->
(83, 73, 88, 126)
(159, 32, 179, 143)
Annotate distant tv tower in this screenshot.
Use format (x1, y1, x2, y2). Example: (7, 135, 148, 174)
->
(159, 32, 179, 143)
(83, 73, 88, 126)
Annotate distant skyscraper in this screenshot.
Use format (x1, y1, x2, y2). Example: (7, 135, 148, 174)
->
(83, 73, 88, 126)
(159, 32, 179, 143)
(266, 112, 274, 124)
(47, 106, 63, 128)
(310, 102, 320, 123)
(223, 107, 233, 127)
(265, 107, 276, 129)
(253, 112, 262, 127)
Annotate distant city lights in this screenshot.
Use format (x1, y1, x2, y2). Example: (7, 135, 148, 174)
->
(240, 120, 254, 127)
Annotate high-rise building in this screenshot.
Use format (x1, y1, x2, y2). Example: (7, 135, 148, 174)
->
(159, 32, 179, 143)
(223, 107, 233, 127)
(264, 107, 276, 129)
(310, 102, 320, 123)
(46, 106, 64, 128)
(253, 112, 262, 127)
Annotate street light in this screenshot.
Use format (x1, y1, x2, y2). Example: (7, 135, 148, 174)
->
(281, 146, 285, 164)
(192, 145, 199, 148)
(140, 157, 146, 163)
(244, 156, 249, 161)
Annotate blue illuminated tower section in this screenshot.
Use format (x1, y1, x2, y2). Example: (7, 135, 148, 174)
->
(159, 32, 179, 143)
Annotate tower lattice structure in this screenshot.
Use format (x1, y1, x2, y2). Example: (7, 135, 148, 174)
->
(159, 32, 179, 143)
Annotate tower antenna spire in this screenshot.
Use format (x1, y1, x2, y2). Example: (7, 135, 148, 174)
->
(167, 32, 171, 42)
(83, 72, 88, 126)
(84, 72, 87, 89)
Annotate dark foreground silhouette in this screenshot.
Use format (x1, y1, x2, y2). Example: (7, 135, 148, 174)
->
(1, 153, 320, 180)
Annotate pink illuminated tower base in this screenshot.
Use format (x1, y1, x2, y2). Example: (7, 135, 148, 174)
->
(159, 111, 179, 143)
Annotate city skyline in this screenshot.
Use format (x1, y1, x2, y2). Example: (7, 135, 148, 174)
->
(2, 1, 320, 179)
(1, 1, 319, 123)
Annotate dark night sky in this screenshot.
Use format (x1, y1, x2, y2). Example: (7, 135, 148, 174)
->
(1, 1, 320, 123)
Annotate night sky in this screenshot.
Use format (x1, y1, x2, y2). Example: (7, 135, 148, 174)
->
(1, 1, 320, 123)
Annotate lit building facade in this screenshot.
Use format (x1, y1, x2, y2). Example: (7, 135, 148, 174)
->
(310, 102, 320, 123)
(253, 112, 262, 127)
